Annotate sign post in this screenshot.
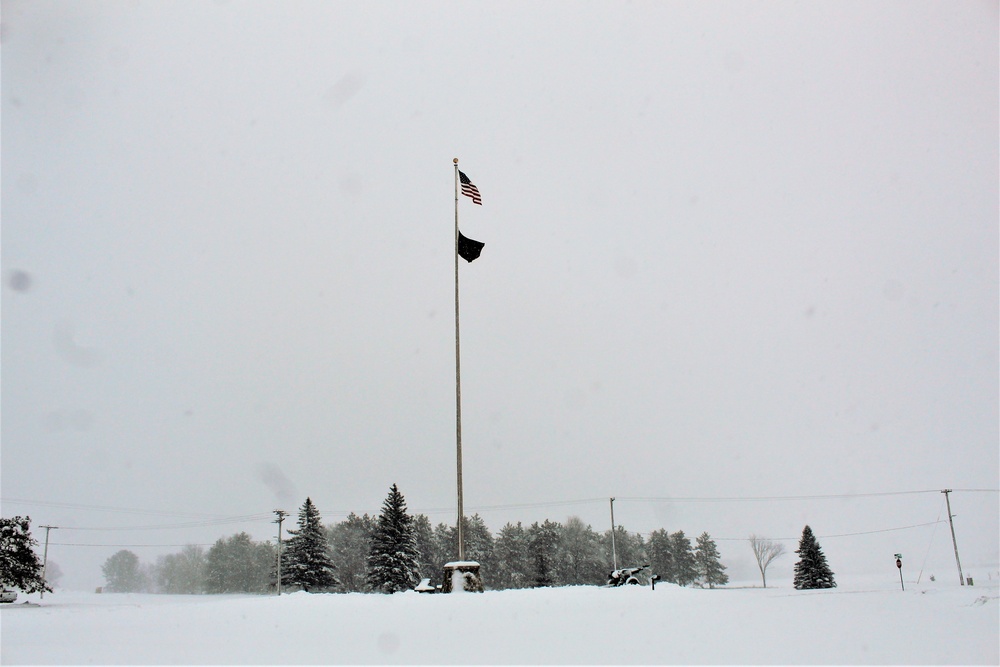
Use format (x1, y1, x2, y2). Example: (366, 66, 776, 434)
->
(895, 554, 904, 591)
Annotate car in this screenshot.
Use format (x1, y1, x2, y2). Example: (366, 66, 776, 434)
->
(0, 590, 18, 603)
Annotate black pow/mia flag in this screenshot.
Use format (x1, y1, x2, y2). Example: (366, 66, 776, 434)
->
(457, 232, 485, 263)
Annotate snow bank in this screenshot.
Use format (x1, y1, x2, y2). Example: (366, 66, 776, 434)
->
(1, 576, 996, 664)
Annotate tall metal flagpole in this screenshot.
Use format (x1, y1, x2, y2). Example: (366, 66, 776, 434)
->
(453, 157, 465, 561)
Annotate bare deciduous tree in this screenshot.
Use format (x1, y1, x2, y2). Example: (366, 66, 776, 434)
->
(748, 534, 785, 588)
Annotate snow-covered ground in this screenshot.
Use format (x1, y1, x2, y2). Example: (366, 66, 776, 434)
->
(2, 575, 996, 665)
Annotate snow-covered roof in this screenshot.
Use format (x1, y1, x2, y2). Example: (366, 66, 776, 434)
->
(443, 561, 480, 568)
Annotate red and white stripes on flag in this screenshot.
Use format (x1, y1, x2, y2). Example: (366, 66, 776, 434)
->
(459, 170, 482, 205)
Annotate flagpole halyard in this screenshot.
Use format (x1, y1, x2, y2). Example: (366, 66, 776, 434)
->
(454, 158, 465, 562)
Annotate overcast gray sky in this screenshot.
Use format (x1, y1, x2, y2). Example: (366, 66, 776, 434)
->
(3, 0, 997, 590)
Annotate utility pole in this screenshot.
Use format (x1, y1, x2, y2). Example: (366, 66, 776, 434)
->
(941, 490, 965, 586)
(39, 525, 57, 599)
(609, 497, 618, 571)
(273, 510, 288, 596)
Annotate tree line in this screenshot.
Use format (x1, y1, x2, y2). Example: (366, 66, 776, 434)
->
(4, 489, 838, 595)
(98, 485, 731, 594)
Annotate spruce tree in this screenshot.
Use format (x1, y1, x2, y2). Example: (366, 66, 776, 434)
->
(528, 520, 561, 587)
(411, 514, 438, 585)
(493, 522, 531, 590)
(432, 514, 496, 584)
(366, 484, 420, 593)
(694, 532, 728, 588)
(793, 525, 836, 590)
(670, 531, 698, 587)
(431, 522, 455, 586)
(0, 516, 51, 594)
(461, 514, 496, 576)
(282, 498, 339, 593)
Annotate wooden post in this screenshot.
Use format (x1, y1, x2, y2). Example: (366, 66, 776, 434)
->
(942, 490, 965, 586)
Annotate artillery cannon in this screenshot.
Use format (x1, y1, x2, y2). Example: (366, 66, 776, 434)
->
(606, 564, 649, 587)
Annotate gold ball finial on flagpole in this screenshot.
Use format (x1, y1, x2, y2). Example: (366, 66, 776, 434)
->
(453, 158, 459, 164)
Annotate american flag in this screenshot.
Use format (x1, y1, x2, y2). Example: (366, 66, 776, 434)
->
(459, 170, 482, 205)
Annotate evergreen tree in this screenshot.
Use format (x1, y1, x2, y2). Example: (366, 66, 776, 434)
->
(434, 515, 494, 562)
(366, 484, 420, 593)
(429, 522, 456, 587)
(670, 531, 698, 587)
(432, 522, 452, 558)
(527, 520, 561, 587)
(414, 515, 457, 586)
(646, 529, 675, 583)
(694, 532, 728, 588)
(412, 514, 437, 584)
(605, 525, 646, 574)
(433, 514, 495, 585)
(102, 550, 148, 592)
(462, 514, 496, 578)
(282, 498, 339, 593)
(0, 516, 51, 594)
(793, 525, 836, 590)
(492, 522, 532, 590)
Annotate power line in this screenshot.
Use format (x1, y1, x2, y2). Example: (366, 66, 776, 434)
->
(944, 488, 1000, 493)
(617, 490, 948, 503)
(815, 519, 948, 539)
(7, 488, 995, 533)
(447, 491, 974, 512)
(49, 542, 216, 548)
(0, 497, 231, 519)
(443, 497, 609, 513)
(709, 520, 948, 542)
(56, 514, 274, 532)
(411, 489, 997, 515)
